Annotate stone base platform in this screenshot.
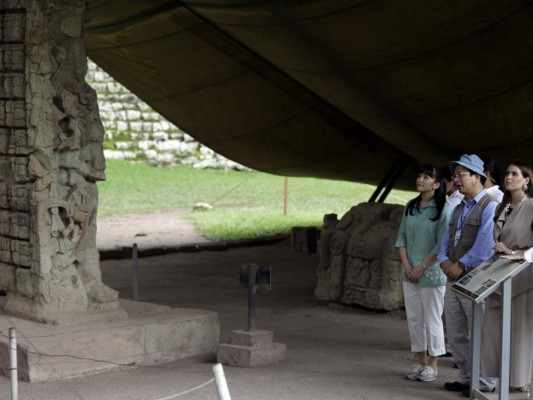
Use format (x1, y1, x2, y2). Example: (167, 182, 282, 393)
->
(217, 329, 286, 367)
(0, 299, 219, 382)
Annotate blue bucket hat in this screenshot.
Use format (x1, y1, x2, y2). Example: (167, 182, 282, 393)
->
(449, 154, 486, 178)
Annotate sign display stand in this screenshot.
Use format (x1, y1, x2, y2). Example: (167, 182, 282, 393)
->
(451, 256, 531, 400)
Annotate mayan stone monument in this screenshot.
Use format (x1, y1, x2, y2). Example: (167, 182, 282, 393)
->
(0, 0, 123, 324)
(315, 202, 405, 311)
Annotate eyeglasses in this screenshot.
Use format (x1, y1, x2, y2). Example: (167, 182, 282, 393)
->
(452, 172, 471, 180)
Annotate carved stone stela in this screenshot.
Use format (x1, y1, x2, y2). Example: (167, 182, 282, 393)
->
(0, 0, 120, 323)
(315, 203, 405, 311)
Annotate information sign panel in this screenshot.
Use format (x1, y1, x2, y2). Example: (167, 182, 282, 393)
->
(451, 255, 530, 302)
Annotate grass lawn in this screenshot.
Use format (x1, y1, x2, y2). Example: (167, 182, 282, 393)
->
(97, 159, 414, 241)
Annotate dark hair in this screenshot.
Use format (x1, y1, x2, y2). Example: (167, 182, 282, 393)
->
(495, 160, 533, 219)
(405, 164, 447, 221)
(480, 156, 502, 187)
(440, 166, 453, 182)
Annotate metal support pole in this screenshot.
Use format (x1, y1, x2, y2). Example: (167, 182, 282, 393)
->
(470, 301, 483, 399)
(212, 363, 231, 400)
(247, 264, 259, 331)
(284, 177, 288, 215)
(377, 158, 409, 203)
(132, 243, 139, 301)
(498, 278, 512, 400)
(369, 155, 410, 203)
(9, 327, 18, 400)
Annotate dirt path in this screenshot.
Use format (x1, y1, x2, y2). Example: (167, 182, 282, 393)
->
(96, 209, 210, 251)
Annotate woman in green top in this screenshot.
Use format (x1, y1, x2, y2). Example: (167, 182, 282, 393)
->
(395, 164, 450, 382)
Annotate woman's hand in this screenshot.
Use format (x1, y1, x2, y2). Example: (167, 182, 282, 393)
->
(402, 263, 413, 280)
(410, 264, 425, 282)
(494, 242, 511, 254)
(501, 251, 525, 261)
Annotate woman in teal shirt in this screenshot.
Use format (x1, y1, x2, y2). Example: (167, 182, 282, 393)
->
(395, 164, 450, 382)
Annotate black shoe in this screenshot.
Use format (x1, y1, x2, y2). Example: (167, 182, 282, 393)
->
(462, 386, 496, 397)
(444, 381, 469, 392)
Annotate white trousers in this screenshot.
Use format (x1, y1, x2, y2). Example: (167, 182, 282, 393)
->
(445, 281, 496, 390)
(402, 281, 446, 357)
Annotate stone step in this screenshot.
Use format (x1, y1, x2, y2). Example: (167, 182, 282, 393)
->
(230, 329, 273, 347)
(217, 342, 286, 368)
(0, 299, 219, 381)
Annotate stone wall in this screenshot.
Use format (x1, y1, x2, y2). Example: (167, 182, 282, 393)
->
(315, 202, 405, 311)
(86, 60, 248, 170)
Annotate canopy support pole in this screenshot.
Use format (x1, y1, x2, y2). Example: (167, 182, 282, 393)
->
(369, 155, 410, 203)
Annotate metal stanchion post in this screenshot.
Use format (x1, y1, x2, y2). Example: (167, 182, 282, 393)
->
(132, 243, 139, 301)
(212, 363, 231, 400)
(9, 327, 18, 400)
(247, 264, 258, 331)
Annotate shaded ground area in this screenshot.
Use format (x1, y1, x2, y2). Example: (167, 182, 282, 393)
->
(0, 213, 462, 399)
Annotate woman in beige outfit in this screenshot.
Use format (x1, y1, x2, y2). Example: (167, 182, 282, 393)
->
(481, 160, 533, 395)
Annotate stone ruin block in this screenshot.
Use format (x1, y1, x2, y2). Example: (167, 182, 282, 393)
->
(329, 229, 350, 256)
(345, 258, 370, 288)
(9, 129, 29, 154)
(0, 209, 29, 240)
(0, 262, 16, 292)
(10, 212, 30, 239)
(342, 285, 365, 305)
(328, 253, 346, 301)
(0, 210, 9, 236)
(9, 184, 30, 211)
(0, 236, 11, 263)
(347, 221, 399, 259)
(0, 184, 7, 209)
(0, 100, 26, 128)
(368, 259, 383, 289)
(11, 156, 30, 182)
(315, 202, 405, 311)
(10, 238, 31, 267)
(15, 267, 33, 298)
(0, 73, 25, 98)
(0, 45, 25, 71)
(0, 128, 10, 154)
(0, 12, 26, 43)
(0, 0, 127, 328)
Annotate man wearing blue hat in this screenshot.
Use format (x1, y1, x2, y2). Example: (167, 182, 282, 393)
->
(438, 154, 497, 397)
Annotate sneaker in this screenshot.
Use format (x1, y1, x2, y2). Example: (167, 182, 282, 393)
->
(406, 364, 424, 381)
(418, 366, 438, 382)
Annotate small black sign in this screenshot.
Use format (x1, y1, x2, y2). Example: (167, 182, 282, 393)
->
(239, 264, 272, 289)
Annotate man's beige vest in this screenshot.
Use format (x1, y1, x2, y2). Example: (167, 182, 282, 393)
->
(447, 193, 495, 264)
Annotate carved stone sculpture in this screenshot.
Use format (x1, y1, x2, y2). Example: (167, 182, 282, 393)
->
(314, 213, 338, 300)
(315, 202, 404, 311)
(0, 0, 121, 323)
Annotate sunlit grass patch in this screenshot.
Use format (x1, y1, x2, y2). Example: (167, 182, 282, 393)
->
(98, 159, 414, 240)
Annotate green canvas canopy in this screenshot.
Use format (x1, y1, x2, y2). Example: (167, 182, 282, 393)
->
(85, 0, 533, 189)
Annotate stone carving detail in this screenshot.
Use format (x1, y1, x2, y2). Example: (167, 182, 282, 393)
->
(315, 203, 405, 311)
(0, 44, 25, 71)
(1, 11, 26, 42)
(0, 2, 119, 323)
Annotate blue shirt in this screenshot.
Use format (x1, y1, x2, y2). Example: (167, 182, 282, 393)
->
(437, 189, 497, 270)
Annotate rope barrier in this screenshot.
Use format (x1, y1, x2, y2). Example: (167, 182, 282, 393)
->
(153, 378, 215, 400)
(6, 326, 231, 400)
